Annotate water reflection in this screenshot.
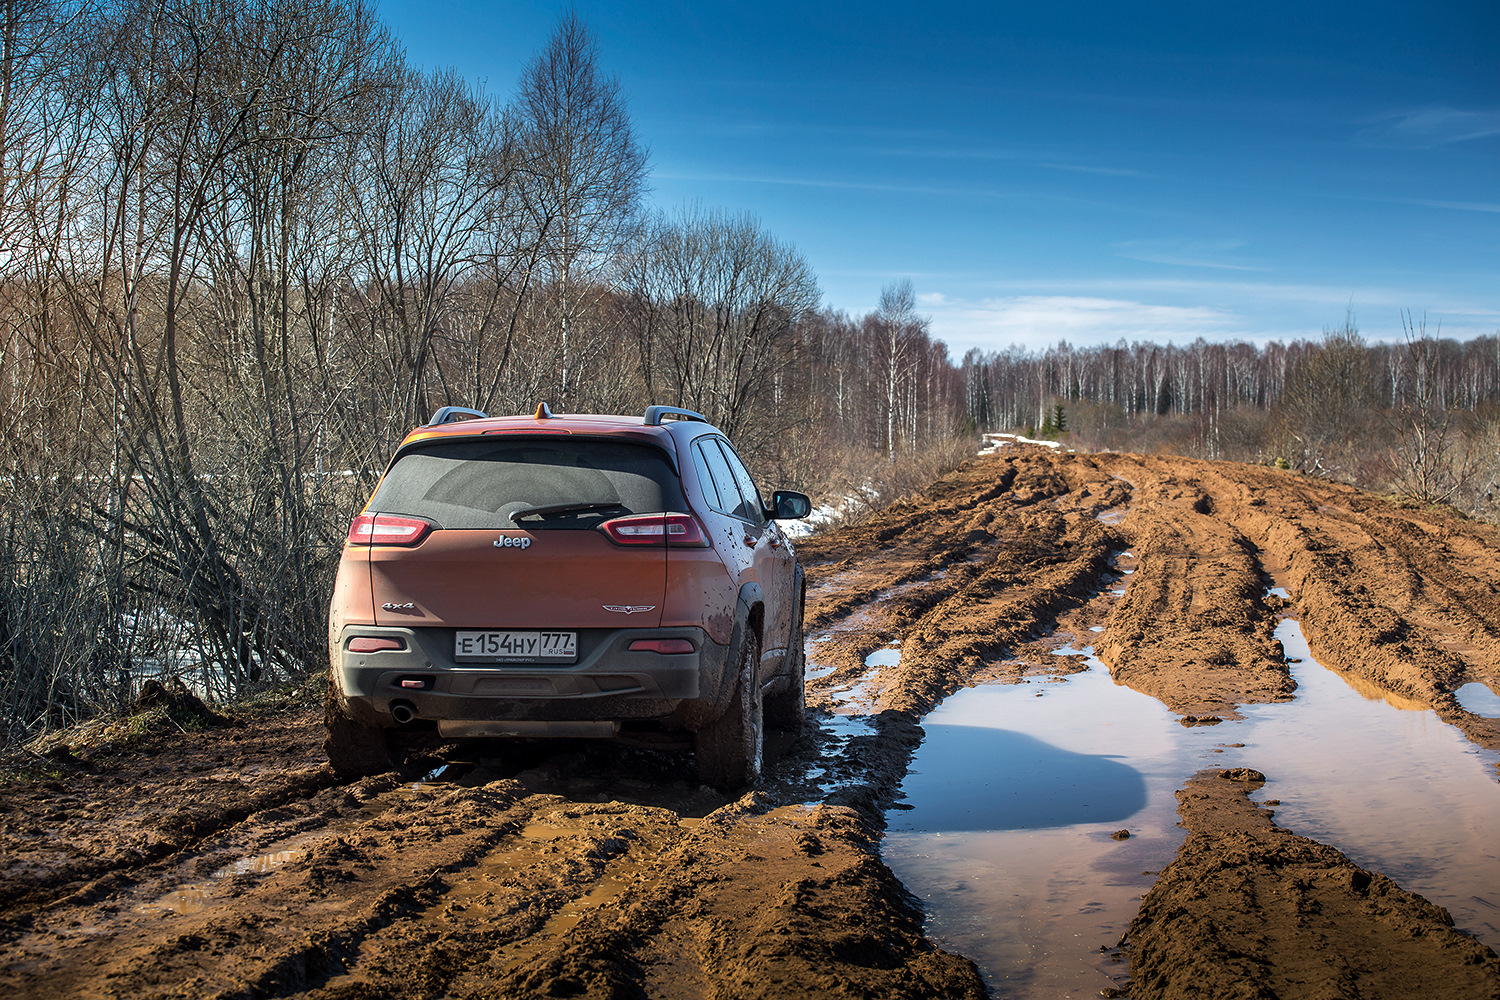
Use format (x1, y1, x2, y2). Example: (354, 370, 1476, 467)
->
(892, 725, 1145, 832)
(885, 624, 1500, 999)
(1456, 682, 1500, 717)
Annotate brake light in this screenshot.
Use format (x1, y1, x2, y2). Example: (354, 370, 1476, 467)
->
(347, 513, 434, 546)
(348, 637, 406, 653)
(628, 638, 695, 654)
(600, 513, 707, 547)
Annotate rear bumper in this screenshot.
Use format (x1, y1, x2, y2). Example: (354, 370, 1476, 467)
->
(333, 624, 728, 729)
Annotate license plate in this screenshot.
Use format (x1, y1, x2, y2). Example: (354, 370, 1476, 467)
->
(454, 630, 577, 663)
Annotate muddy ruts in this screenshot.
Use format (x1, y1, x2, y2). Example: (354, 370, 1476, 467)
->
(801, 454, 1129, 719)
(1127, 770, 1500, 1000)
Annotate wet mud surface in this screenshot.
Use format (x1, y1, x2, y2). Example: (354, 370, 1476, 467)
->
(5, 451, 1500, 998)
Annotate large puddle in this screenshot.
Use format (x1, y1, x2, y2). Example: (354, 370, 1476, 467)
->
(883, 622, 1500, 998)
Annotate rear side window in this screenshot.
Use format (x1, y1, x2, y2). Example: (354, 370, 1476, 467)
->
(719, 441, 767, 525)
(693, 438, 762, 523)
(369, 438, 681, 529)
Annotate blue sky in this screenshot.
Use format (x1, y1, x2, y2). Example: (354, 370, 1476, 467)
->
(376, 1, 1499, 358)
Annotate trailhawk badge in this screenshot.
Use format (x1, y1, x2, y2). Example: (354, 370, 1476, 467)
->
(603, 605, 656, 614)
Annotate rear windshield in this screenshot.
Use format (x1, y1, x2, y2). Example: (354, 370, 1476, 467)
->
(368, 437, 682, 529)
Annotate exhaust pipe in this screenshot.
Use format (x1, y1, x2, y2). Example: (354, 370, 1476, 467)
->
(391, 700, 418, 725)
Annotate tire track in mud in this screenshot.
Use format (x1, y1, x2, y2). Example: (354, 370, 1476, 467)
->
(7, 450, 1500, 999)
(799, 455, 1130, 719)
(1129, 770, 1500, 1000)
(0, 709, 340, 917)
(803, 450, 1500, 999)
(1092, 453, 1500, 759)
(1, 729, 986, 999)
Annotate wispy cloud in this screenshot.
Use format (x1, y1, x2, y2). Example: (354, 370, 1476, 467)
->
(922, 294, 1244, 353)
(1035, 162, 1145, 178)
(652, 169, 992, 199)
(1401, 198, 1500, 215)
(1359, 107, 1500, 148)
(865, 143, 1148, 178)
(919, 284, 1500, 356)
(1114, 239, 1270, 272)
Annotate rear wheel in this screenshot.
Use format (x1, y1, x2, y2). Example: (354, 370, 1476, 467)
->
(695, 629, 763, 791)
(323, 680, 392, 780)
(764, 583, 806, 731)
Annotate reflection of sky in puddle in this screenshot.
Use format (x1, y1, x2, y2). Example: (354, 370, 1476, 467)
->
(1267, 586, 1291, 599)
(805, 634, 838, 680)
(891, 725, 1144, 831)
(885, 624, 1500, 998)
(141, 832, 327, 916)
(864, 646, 901, 668)
(1242, 620, 1500, 940)
(1456, 682, 1500, 717)
(811, 713, 877, 794)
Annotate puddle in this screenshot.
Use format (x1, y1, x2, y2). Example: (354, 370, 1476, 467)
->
(139, 831, 329, 916)
(884, 625, 1500, 998)
(807, 635, 890, 714)
(808, 712, 877, 795)
(1095, 505, 1129, 525)
(1267, 586, 1291, 599)
(408, 762, 468, 793)
(1241, 621, 1500, 937)
(210, 832, 323, 878)
(138, 886, 213, 916)
(1456, 682, 1500, 717)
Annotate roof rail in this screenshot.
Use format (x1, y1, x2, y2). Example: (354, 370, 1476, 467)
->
(426, 406, 487, 427)
(644, 405, 707, 426)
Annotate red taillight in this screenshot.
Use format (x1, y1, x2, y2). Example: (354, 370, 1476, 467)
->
(348, 637, 406, 653)
(347, 513, 433, 546)
(600, 513, 707, 547)
(628, 638, 695, 654)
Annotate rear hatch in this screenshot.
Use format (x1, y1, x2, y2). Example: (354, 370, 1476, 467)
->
(363, 435, 681, 630)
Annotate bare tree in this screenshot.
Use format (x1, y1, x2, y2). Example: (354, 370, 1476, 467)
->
(1389, 311, 1473, 504)
(876, 280, 925, 463)
(622, 204, 819, 444)
(517, 10, 646, 408)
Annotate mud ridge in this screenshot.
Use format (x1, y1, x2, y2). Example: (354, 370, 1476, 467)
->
(1128, 769, 1500, 1000)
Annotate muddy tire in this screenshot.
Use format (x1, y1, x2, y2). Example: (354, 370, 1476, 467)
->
(695, 630, 763, 791)
(764, 583, 806, 732)
(323, 682, 391, 780)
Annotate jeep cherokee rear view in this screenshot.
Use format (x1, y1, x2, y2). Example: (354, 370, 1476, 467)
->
(325, 404, 811, 790)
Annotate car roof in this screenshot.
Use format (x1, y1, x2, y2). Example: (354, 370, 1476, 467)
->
(393, 409, 725, 464)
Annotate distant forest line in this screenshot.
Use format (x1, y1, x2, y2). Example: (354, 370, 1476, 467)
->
(0, 0, 1492, 741)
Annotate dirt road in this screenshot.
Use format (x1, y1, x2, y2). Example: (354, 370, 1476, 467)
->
(4, 450, 1500, 999)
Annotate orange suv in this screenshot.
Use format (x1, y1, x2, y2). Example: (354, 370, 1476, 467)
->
(326, 404, 811, 789)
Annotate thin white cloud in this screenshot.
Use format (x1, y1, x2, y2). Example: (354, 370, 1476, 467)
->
(925, 294, 1244, 353)
(1402, 198, 1500, 215)
(652, 168, 997, 200)
(1360, 107, 1500, 147)
(869, 145, 1148, 178)
(922, 285, 1500, 357)
(1035, 161, 1145, 178)
(1114, 239, 1270, 272)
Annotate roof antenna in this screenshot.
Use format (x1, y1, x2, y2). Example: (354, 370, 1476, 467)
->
(534, 402, 555, 419)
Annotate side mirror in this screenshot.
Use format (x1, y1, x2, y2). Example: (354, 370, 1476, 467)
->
(771, 490, 812, 520)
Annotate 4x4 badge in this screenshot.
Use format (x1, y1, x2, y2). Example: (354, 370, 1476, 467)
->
(603, 605, 656, 614)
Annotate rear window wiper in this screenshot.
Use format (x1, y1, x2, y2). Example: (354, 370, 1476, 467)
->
(511, 501, 630, 521)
